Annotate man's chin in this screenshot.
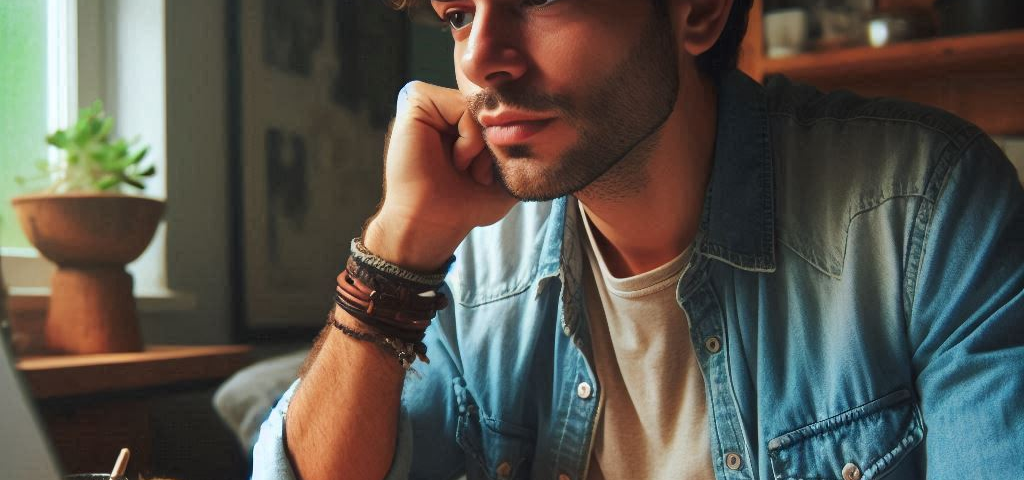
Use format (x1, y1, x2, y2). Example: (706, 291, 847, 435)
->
(494, 163, 586, 202)
(501, 185, 568, 203)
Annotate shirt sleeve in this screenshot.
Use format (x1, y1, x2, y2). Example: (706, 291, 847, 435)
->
(250, 380, 416, 480)
(908, 132, 1024, 477)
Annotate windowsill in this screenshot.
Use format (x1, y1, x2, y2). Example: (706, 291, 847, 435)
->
(7, 286, 198, 314)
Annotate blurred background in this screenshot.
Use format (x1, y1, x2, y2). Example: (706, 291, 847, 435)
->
(0, 0, 1021, 479)
(1, 1, 453, 478)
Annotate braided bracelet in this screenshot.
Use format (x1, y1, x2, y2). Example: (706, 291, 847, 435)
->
(350, 237, 453, 287)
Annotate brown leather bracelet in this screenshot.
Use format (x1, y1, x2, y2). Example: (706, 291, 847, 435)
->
(334, 290, 432, 339)
(333, 294, 426, 341)
(336, 269, 444, 326)
(345, 257, 448, 306)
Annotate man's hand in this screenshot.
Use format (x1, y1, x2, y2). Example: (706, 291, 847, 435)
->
(365, 81, 518, 272)
(283, 82, 515, 480)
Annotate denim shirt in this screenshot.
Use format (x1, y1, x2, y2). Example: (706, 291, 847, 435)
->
(253, 71, 1024, 480)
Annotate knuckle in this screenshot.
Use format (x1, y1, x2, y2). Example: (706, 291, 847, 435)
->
(399, 80, 426, 96)
(397, 81, 429, 110)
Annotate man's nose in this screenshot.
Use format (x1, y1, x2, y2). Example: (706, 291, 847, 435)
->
(458, 6, 527, 88)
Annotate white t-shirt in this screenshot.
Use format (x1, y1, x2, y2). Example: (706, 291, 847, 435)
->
(579, 205, 714, 480)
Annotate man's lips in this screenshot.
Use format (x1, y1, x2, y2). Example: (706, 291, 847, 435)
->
(483, 119, 555, 146)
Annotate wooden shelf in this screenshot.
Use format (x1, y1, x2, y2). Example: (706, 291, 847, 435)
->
(740, 3, 1024, 136)
(763, 29, 1024, 83)
(18, 345, 253, 477)
(17, 344, 253, 399)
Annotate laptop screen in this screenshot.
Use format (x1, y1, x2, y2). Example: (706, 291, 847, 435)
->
(0, 331, 63, 480)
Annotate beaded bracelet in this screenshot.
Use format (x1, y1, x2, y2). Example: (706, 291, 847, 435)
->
(326, 309, 428, 370)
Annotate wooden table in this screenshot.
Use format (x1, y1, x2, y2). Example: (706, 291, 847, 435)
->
(17, 345, 252, 478)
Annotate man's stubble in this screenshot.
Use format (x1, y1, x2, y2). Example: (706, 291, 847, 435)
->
(469, 9, 680, 202)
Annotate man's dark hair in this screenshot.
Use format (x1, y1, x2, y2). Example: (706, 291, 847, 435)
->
(390, 0, 754, 80)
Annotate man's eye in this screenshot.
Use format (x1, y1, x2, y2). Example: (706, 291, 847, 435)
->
(444, 10, 475, 30)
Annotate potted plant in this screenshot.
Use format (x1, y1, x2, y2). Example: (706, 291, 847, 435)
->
(10, 101, 162, 354)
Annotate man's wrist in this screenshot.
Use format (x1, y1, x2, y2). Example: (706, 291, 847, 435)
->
(363, 213, 466, 273)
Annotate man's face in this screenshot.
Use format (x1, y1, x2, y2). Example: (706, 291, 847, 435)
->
(434, 0, 681, 201)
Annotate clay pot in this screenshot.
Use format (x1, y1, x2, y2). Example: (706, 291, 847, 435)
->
(10, 193, 164, 354)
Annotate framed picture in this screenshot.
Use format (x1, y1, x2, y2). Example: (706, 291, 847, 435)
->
(227, 0, 409, 339)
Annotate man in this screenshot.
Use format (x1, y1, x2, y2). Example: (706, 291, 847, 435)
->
(254, 0, 1024, 479)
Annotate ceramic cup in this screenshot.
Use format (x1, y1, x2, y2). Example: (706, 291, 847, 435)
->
(764, 8, 809, 58)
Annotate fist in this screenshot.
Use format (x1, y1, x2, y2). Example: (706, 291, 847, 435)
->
(364, 82, 518, 271)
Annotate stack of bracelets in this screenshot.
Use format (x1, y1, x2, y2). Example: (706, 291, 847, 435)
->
(330, 237, 452, 370)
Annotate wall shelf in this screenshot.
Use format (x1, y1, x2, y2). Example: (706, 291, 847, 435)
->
(741, 0, 1024, 136)
(18, 344, 252, 398)
(763, 30, 1024, 83)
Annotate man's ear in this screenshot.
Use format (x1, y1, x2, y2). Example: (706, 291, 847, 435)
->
(670, 0, 734, 58)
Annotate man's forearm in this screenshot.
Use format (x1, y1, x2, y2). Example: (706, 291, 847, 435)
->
(285, 306, 406, 480)
(282, 77, 517, 479)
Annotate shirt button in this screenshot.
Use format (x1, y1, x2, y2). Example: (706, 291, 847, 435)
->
(725, 452, 742, 470)
(842, 462, 862, 480)
(705, 336, 722, 353)
(496, 461, 512, 478)
(577, 382, 593, 399)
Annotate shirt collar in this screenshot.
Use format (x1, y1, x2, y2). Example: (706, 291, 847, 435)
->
(698, 69, 776, 272)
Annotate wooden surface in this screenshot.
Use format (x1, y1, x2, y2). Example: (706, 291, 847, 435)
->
(738, 0, 764, 80)
(18, 344, 252, 399)
(762, 30, 1024, 83)
(21, 344, 252, 477)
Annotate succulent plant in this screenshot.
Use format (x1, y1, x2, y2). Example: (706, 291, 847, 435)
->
(17, 100, 155, 193)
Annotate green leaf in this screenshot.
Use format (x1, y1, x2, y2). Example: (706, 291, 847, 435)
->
(47, 131, 70, 148)
(112, 139, 129, 156)
(71, 121, 90, 146)
(96, 175, 120, 191)
(81, 100, 102, 118)
(89, 118, 104, 136)
(97, 117, 114, 139)
(122, 176, 145, 190)
(40, 98, 155, 193)
(129, 146, 149, 165)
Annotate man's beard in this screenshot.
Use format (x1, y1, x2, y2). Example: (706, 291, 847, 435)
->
(467, 11, 680, 202)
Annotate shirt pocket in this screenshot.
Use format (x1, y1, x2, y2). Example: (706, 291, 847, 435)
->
(767, 389, 925, 480)
(453, 379, 535, 480)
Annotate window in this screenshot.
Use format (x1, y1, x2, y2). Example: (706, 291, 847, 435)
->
(0, 0, 51, 253)
(1, 0, 171, 297)
(0, 0, 77, 289)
